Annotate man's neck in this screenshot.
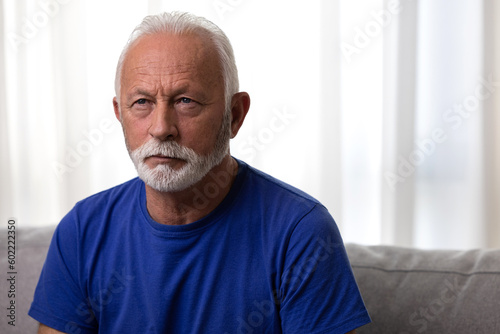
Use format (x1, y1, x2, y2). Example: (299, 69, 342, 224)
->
(144, 155, 239, 226)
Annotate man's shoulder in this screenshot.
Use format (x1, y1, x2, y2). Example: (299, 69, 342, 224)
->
(53, 177, 143, 243)
(76, 177, 142, 207)
(236, 160, 335, 231)
(241, 160, 322, 206)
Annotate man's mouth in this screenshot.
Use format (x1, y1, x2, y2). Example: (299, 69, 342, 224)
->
(145, 155, 185, 164)
(151, 154, 174, 159)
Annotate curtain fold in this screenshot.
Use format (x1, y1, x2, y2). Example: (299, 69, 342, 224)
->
(319, 0, 343, 226)
(412, 0, 485, 249)
(381, 0, 419, 246)
(0, 0, 13, 221)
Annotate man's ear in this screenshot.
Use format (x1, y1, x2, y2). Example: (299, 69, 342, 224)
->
(230, 92, 250, 138)
(113, 97, 122, 122)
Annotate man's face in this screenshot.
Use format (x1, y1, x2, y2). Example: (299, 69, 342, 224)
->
(115, 32, 230, 192)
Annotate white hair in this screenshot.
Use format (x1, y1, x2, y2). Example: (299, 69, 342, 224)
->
(114, 12, 239, 110)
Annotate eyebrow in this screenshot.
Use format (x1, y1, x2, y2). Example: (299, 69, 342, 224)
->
(125, 83, 210, 104)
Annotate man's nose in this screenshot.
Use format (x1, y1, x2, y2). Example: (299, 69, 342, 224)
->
(148, 102, 179, 141)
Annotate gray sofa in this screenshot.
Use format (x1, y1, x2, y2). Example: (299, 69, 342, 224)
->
(346, 243, 500, 333)
(2, 225, 499, 333)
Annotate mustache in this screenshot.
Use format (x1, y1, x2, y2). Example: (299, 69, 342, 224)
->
(132, 139, 199, 162)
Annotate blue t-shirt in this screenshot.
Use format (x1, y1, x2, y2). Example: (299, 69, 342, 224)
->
(29, 160, 370, 333)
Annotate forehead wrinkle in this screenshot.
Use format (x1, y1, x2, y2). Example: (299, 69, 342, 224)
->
(124, 64, 196, 96)
(128, 60, 196, 78)
(120, 33, 224, 101)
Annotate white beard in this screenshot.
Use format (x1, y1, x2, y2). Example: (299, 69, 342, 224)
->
(127, 110, 231, 193)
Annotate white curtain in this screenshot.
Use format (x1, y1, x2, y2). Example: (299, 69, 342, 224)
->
(1, 0, 499, 249)
(339, 0, 500, 248)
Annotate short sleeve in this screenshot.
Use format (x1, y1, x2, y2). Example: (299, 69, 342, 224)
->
(278, 204, 371, 333)
(28, 209, 98, 334)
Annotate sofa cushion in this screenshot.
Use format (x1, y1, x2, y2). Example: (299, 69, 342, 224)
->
(1, 225, 56, 334)
(346, 243, 500, 334)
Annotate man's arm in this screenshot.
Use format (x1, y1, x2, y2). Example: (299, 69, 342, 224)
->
(38, 323, 66, 334)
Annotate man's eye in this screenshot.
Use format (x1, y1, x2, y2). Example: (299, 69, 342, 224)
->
(180, 97, 193, 104)
(136, 99, 147, 105)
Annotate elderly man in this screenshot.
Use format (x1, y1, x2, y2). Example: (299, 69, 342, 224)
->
(29, 12, 370, 334)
